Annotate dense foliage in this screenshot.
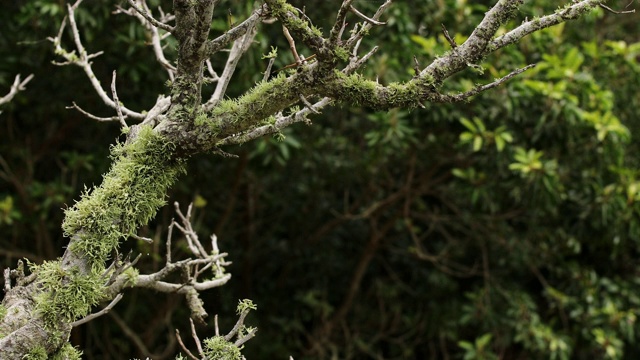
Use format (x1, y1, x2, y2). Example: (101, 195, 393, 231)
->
(1, 0, 639, 359)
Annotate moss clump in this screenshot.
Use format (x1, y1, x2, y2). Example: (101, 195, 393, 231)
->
(52, 343, 83, 360)
(206, 73, 294, 135)
(62, 126, 184, 272)
(31, 260, 104, 327)
(23, 346, 47, 360)
(203, 336, 242, 360)
(333, 46, 350, 62)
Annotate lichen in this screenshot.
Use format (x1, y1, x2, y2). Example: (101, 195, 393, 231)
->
(52, 343, 83, 360)
(23, 346, 47, 360)
(204, 73, 295, 136)
(203, 336, 242, 360)
(62, 126, 185, 272)
(30, 260, 104, 327)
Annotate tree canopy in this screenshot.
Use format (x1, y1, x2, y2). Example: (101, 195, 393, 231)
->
(1, 0, 640, 359)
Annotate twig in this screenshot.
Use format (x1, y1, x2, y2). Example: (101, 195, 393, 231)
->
(131, 233, 153, 244)
(345, 0, 393, 49)
(126, 0, 174, 32)
(111, 71, 128, 129)
(263, 57, 276, 81)
(599, 3, 635, 14)
(435, 64, 536, 103)
(116, 0, 176, 80)
(216, 98, 332, 146)
(206, 9, 263, 56)
(413, 56, 421, 76)
(349, 5, 386, 26)
(166, 221, 174, 265)
(205, 16, 259, 110)
(282, 25, 302, 65)
(441, 24, 457, 48)
(173, 202, 208, 258)
(190, 318, 204, 357)
(343, 46, 379, 74)
(0, 74, 34, 106)
(329, 0, 357, 44)
(50, 1, 145, 119)
(66, 102, 124, 122)
(234, 327, 258, 347)
(205, 59, 220, 82)
(175, 329, 198, 360)
(299, 94, 320, 114)
(71, 294, 124, 327)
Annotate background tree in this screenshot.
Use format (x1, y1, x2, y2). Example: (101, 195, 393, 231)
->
(1, 0, 639, 358)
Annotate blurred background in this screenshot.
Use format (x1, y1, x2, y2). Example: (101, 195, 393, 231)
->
(1, 0, 640, 358)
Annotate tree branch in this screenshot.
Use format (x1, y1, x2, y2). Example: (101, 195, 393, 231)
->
(0, 74, 34, 107)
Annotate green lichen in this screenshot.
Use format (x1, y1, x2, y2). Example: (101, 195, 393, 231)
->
(205, 73, 294, 136)
(203, 336, 242, 360)
(62, 126, 184, 272)
(237, 299, 257, 314)
(333, 46, 350, 62)
(23, 346, 47, 360)
(30, 260, 104, 327)
(52, 343, 83, 360)
(122, 266, 139, 287)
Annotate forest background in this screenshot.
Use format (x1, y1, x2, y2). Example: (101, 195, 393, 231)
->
(1, 0, 640, 359)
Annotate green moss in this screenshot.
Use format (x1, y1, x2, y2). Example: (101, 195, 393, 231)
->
(333, 46, 350, 62)
(203, 336, 242, 360)
(62, 126, 184, 272)
(23, 346, 47, 360)
(52, 343, 83, 360)
(206, 73, 294, 135)
(31, 260, 104, 327)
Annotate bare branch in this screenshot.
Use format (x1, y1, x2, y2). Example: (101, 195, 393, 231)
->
(599, 3, 635, 14)
(116, 0, 177, 81)
(50, 1, 145, 119)
(126, 0, 174, 32)
(349, 5, 386, 26)
(434, 64, 536, 103)
(189, 318, 204, 357)
(206, 8, 264, 56)
(263, 57, 276, 82)
(71, 293, 124, 327)
(204, 16, 259, 110)
(345, 0, 393, 49)
(441, 24, 457, 48)
(66, 102, 124, 122)
(111, 71, 129, 129)
(329, 0, 357, 44)
(176, 329, 199, 360)
(173, 202, 208, 258)
(283, 25, 302, 65)
(0, 74, 34, 107)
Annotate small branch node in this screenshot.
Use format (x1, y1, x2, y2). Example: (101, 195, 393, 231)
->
(441, 23, 457, 48)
